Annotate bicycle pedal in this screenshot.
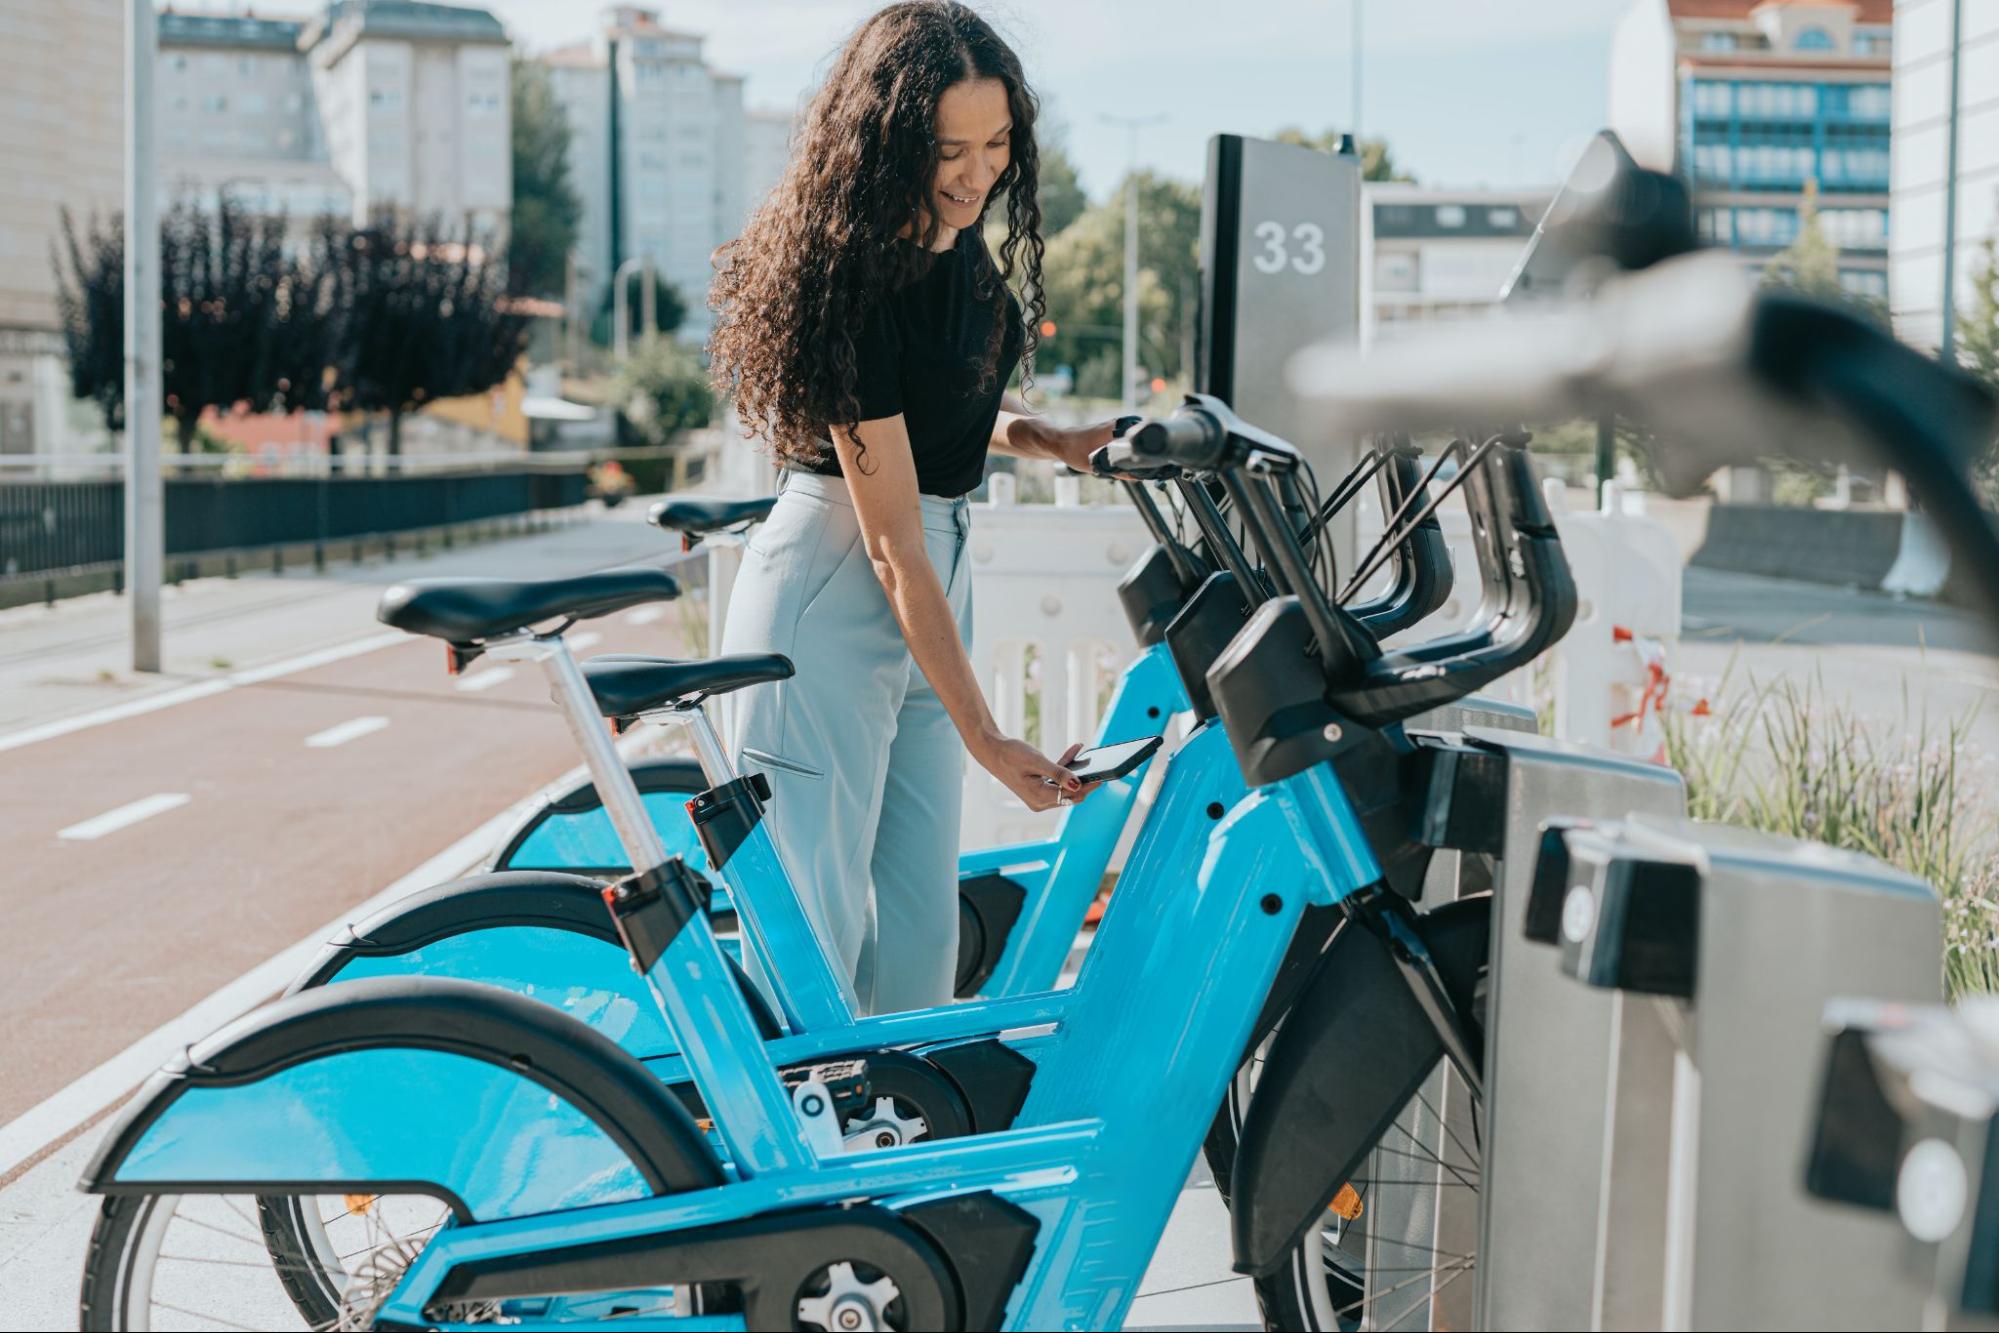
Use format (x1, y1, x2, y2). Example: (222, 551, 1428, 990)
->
(783, 1059, 871, 1115)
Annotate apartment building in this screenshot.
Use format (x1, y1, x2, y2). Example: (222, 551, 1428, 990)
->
(539, 7, 796, 339)
(157, 1, 510, 237)
(0, 0, 125, 457)
(1612, 0, 1894, 299)
(1362, 184, 1549, 343)
(1889, 0, 1999, 351)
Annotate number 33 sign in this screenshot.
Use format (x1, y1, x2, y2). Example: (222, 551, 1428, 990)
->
(1251, 220, 1327, 276)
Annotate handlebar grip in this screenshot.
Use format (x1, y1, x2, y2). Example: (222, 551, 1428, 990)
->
(1129, 411, 1225, 467)
(1091, 441, 1180, 480)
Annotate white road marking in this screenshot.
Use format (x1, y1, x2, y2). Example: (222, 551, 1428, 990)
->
(303, 715, 390, 749)
(0, 631, 407, 757)
(56, 793, 191, 842)
(455, 666, 515, 693)
(570, 631, 604, 650)
(0, 731, 674, 1181)
(626, 607, 665, 625)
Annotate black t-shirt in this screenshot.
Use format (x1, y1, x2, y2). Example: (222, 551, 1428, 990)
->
(812, 228, 1024, 498)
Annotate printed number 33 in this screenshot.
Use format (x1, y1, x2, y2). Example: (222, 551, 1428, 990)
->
(1252, 220, 1327, 276)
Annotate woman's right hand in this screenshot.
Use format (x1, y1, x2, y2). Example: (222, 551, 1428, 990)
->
(976, 734, 1087, 813)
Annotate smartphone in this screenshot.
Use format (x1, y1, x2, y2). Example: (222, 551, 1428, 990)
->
(1056, 735, 1163, 786)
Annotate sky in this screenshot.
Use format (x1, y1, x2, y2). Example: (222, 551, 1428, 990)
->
(480, 0, 1629, 198)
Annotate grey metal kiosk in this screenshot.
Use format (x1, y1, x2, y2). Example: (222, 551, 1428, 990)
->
(1809, 997, 1999, 1331)
(1382, 728, 1685, 1331)
(1543, 815, 1940, 1329)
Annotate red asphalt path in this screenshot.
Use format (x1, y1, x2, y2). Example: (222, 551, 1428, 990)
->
(0, 605, 690, 1126)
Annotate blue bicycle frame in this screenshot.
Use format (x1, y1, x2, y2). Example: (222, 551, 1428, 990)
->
(312, 641, 1191, 1068)
(98, 735, 1380, 1332)
(493, 638, 1188, 1000)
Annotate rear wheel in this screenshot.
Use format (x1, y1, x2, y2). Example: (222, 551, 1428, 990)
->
(82, 1190, 696, 1330)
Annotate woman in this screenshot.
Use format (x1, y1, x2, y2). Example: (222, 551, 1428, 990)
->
(708, 2, 1120, 1015)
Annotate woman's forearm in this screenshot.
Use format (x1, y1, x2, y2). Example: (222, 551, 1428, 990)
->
(870, 535, 998, 748)
(990, 409, 1066, 461)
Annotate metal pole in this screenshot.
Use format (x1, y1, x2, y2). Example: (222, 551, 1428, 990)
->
(1121, 141, 1139, 412)
(125, 0, 161, 672)
(1102, 113, 1165, 412)
(612, 255, 641, 362)
(1352, 0, 1363, 143)
(1595, 415, 1615, 505)
(1940, 0, 1966, 363)
(641, 255, 657, 346)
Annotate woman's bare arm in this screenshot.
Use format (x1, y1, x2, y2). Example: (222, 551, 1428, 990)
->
(831, 414, 1082, 811)
(988, 391, 1116, 471)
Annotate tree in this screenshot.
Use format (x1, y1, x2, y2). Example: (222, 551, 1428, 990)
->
(1761, 179, 1886, 325)
(1955, 238, 1999, 493)
(1958, 237, 1999, 394)
(1034, 171, 1202, 394)
(509, 58, 582, 299)
(610, 337, 714, 446)
(1272, 127, 1411, 183)
(1036, 138, 1087, 238)
(319, 215, 531, 455)
(55, 199, 328, 447)
(591, 271, 686, 348)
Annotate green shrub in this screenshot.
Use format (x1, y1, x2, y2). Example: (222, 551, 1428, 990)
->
(1661, 668, 1999, 999)
(611, 339, 714, 448)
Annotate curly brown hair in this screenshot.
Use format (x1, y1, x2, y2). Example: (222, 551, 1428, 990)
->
(708, 2, 1045, 472)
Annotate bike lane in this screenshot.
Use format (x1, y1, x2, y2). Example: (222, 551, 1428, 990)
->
(0, 602, 690, 1131)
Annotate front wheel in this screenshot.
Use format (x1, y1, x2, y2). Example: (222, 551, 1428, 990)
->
(1251, 975, 1487, 1333)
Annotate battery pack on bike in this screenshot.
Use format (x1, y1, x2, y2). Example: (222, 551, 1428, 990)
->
(603, 859, 714, 971)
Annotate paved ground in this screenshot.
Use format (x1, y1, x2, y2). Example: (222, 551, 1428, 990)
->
(1677, 564, 1999, 760)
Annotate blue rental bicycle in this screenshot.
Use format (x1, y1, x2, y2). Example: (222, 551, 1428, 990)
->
(478, 435, 1451, 1002)
(78, 387, 1574, 1331)
(276, 438, 1462, 1065)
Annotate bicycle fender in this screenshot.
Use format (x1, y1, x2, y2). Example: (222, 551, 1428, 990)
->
(289, 870, 782, 1048)
(1230, 894, 1491, 1276)
(489, 756, 711, 876)
(81, 977, 723, 1222)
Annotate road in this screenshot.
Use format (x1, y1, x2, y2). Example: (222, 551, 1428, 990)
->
(0, 504, 699, 1133)
(1677, 565, 1999, 760)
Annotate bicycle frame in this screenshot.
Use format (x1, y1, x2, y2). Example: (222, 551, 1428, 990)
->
(360, 770, 1365, 1330)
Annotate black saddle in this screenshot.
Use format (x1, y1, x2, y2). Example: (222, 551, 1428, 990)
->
(583, 652, 795, 717)
(649, 495, 777, 537)
(378, 569, 679, 643)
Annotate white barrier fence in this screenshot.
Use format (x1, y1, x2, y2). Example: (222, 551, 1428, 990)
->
(961, 473, 1151, 849)
(690, 454, 1683, 848)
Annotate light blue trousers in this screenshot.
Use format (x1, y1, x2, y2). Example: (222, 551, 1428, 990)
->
(719, 469, 974, 1015)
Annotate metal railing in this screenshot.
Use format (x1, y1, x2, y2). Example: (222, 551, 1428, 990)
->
(0, 466, 591, 588)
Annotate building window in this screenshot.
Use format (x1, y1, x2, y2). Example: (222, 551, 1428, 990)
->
(1486, 207, 1518, 229)
(1373, 252, 1419, 293)
(1839, 269, 1887, 299)
(203, 93, 228, 113)
(1434, 204, 1466, 228)
(1795, 26, 1836, 52)
(1853, 32, 1889, 57)
(1700, 31, 1738, 53)
(284, 92, 303, 113)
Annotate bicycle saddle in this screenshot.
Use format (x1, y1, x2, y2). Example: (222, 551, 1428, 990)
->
(648, 495, 777, 535)
(377, 569, 679, 644)
(583, 653, 795, 717)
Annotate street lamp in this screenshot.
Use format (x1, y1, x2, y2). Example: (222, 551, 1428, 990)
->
(1101, 112, 1166, 413)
